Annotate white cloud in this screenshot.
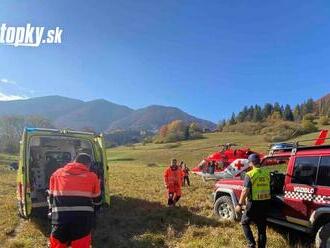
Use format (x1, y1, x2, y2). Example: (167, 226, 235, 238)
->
(0, 92, 27, 101)
(0, 78, 16, 84)
(0, 78, 32, 100)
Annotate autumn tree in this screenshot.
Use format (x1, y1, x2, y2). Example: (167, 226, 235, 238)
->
(159, 124, 168, 138)
(0, 115, 54, 153)
(155, 120, 203, 143)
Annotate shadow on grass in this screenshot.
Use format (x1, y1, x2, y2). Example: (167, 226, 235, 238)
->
(25, 199, 315, 248)
(268, 223, 313, 248)
(27, 196, 218, 248)
(93, 195, 219, 248)
(109, 158, 135, 162)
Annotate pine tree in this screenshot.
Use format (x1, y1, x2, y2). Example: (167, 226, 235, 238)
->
(303, 98, 314, 114)
(283, 104, 294, 121)
(293, 104, 302, 121)
(280, 105, 285, 119)
(262, 103, 273, 119)
(217, 119, 226, 131)
(246, 106, 254, 121)
(253, 105, 263, 122)
(229, 113, 237, 125)
(237, 106, 248, 122)
(273, 102, 282, 117)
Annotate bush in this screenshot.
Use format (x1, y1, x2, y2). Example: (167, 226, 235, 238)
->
(189, 132, 203, 140)
(142, 137, 153, 146)
(319, 116, 329, 125)
(146, 163, 158, 167)
(222, 120, 319, 143)
(302, 120, 318, 133)
(155, 120, 203, 143)
(163, 143, 181, 149)
(303, 113, 316, 122)
(222, 122, 267, 135)
(261, 121, 306, 142)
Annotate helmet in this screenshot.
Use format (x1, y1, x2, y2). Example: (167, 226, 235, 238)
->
(248, 153, 260, 165)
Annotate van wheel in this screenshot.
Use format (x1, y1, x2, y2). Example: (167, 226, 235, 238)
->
(214, 195, 235, 222)
(315, 222, 330, 248)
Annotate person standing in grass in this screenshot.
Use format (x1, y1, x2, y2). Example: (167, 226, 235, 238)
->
(235, 154, 270, 248)
(164, 158, 184, 207)
(182, 164, 190, 186)
(179, 160, 184, 169)
(48, 153, 101, 248)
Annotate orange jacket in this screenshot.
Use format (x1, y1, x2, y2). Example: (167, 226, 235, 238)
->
(164, 167, 184, 187)
(49, 162, 101, 224)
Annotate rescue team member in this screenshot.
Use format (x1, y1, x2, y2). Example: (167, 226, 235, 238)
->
(49, 153, 102, 248)
(182, 164, 190, 186)
(164, 158, 184, 207)
(209, 160, 216, 174)
(235, 154, 270, 248)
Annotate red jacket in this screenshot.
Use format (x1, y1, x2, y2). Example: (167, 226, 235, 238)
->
(49, 162, 101, 224)
(164, 167, 184, 188)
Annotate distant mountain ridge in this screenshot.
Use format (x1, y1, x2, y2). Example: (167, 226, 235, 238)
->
(108, 105, 216, 131)
(0, 96, 216, 132)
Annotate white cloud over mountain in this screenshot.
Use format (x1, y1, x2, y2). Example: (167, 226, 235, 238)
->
(0, 92, 26, 101)
(0, 78, 29, 101)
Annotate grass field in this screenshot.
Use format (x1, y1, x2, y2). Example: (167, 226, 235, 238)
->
(0, 127, 329, 247)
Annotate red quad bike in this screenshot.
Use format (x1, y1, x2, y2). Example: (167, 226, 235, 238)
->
(213, 130, 330, 247)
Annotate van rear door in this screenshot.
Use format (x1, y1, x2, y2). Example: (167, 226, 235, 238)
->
(95, 134, 110, 205)
(17, 128, 33, 217)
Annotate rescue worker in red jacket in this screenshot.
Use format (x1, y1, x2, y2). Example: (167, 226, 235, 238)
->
(48, 153, 102, 248)
(164, 158, 184, 207)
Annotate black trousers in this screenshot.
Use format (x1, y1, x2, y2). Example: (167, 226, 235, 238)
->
(51, 218, 92, 244)
(168, 193, 181, 206)
(241, 200, 269, 248)
(183, 176, 190, 186)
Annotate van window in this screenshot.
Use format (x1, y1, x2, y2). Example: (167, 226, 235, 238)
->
(261, 156, 289, 195)
(316, 156, 330, 187)
(292, 156, 319, 185)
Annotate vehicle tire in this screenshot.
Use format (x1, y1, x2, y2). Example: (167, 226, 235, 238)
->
(214, 195, 235, 222)
(315, 222, 330, 248)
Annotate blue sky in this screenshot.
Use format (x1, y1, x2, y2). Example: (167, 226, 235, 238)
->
(0, 1, 329, 122)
